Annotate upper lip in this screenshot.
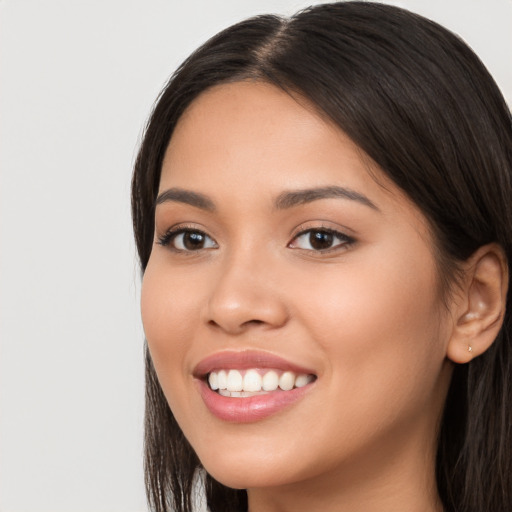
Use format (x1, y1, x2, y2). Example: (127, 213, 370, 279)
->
(193, 350, 317, 378)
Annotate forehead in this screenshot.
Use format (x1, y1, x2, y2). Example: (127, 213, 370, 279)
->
(160, 81, 425, 227)
(164, 82, 365, 188)
(164, 81, 345, 174)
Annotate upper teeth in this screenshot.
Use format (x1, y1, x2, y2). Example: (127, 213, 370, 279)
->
(208, 369, 314, 393)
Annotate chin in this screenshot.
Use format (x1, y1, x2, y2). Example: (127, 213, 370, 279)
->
(203, 462, 295, 491)
(195, 438, 315, 491)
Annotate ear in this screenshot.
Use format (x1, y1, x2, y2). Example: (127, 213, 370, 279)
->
(447, 243, 508, 364)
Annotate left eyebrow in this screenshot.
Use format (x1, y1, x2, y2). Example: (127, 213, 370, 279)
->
(156, 188, 216, 212)
(274, 186, 379, 211)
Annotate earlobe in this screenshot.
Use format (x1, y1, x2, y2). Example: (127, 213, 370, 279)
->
(446, 244, 508, 364)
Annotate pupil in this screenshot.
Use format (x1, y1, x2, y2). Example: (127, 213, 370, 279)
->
(184, 232, 204, 250)
(310, 231, 333, 250)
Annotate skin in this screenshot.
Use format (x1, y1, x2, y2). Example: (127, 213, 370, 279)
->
(141, 81, 499, 512)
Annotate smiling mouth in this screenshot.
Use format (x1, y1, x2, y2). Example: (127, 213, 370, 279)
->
(207, 369, 316, 397)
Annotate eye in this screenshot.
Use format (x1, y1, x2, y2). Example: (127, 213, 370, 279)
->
(289, 228, 354, 252)
(158, 228, 217, 252)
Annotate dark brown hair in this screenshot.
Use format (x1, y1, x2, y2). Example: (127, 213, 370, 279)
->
(132, 3, 512, 511)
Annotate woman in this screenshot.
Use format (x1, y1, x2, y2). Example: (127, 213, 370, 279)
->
(131, 2, 512, 511)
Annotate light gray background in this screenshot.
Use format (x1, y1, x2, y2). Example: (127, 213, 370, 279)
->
(1, 1, 511, 511)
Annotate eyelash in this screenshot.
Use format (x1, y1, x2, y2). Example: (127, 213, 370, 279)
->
(288, 226, 355, 253)
(157, 226, 355, 254)
(157, 226, 217, 252)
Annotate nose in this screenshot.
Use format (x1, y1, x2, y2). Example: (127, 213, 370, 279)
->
(203, 251, 289, 335)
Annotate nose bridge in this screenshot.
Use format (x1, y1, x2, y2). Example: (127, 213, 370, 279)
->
(204, 241, 288, 334)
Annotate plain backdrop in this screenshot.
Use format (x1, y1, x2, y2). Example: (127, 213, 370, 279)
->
(0, 1, 511, 511)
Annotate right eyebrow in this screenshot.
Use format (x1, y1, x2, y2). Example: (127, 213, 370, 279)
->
(156, 188, 216, 212)
(274, 185, 379, 211)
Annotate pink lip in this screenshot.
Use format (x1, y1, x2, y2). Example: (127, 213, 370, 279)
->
(197, 380, 314, 423)
(193, 350, 316, 377)
(193, 350, 317, 423)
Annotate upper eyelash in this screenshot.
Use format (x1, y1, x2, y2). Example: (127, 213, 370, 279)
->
(290, 227, 355, 250)
(156, 226, 208, 247)
(294, 227, 353, 240)
(156, 228, 176, 247)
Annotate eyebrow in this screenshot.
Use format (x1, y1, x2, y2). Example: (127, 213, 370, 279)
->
(156, 188, 216, 211)
(275, 186, 379, 211)
(155, 185, 378, 213)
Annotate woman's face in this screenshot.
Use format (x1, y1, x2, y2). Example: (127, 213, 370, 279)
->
(141, 82, 454, 493)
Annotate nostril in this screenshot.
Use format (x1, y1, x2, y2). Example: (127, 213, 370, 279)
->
(207, 318, 265, 332)
(243, 319, 264, 326)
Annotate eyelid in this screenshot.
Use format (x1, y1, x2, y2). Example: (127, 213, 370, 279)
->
(156, 224, 218, 251)
(288, 223, 356, 253)
(290, 220, 356, 237)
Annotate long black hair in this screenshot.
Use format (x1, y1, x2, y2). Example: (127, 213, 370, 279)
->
(132, 3, 512, 511)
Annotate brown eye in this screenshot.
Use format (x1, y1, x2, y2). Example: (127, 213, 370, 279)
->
(289, 228, 353, 252)
(181, 231, 207, 250)
(309, 231, 334, 250)
(159, 229, 217, 251)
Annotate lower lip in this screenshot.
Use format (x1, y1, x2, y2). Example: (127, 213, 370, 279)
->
(197, 380, 313, 423)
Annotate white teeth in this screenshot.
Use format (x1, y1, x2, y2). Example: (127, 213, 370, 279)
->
(217, 370, 227, 390)
(219, 390, 265, 397)
(208, 372, 219, 390)
(226, 370, 244, 391)
(243, 369, 262, 392)
(262, 370, 279, 391)
(226, 370, 243, 391)
(207, 368, 315, 394)
(295, 374, 313, 388)
(279, 371, 295, 391)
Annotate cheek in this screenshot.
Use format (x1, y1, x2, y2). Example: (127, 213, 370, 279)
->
(291, 247, 446, 411)
(140, 259, 199, 383)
